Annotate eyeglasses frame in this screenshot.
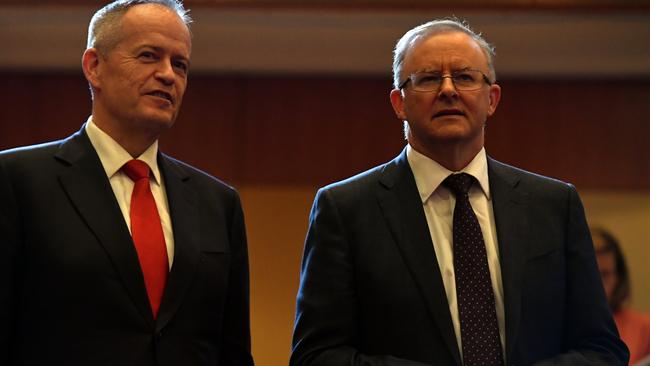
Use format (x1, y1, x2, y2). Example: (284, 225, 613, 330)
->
(398, 69, 493, 92)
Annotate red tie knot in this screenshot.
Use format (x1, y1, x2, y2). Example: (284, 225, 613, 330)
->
(122, 159, 151, 182)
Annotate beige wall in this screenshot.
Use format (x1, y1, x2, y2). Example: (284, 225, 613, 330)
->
(241, 186, 314, 366)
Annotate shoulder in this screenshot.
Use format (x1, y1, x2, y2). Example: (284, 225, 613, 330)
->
(320, 163, 387, 197)
(160, 154, 240, 201)
(487, 157, 587, 219)
(0, 138, 74, 184)
(0, 139, 66, 165)
(315, 152, 410, 206)
(311, 151, 413, 217)
(321, 149, 410, 195)
(488, 157, 577, 195)
(489, 158, 572, 187)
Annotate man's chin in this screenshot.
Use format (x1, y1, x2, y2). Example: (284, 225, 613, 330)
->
(423, 130, 483, 149)
(430, 124, 471, 139)
(137, 112, 177, 133)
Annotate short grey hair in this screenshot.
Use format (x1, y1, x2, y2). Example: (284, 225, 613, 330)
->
(392, 18, 496, 89)
(87, 0, 192, 56)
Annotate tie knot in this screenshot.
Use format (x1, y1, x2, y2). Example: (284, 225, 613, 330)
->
(122, 159, 150, 182)
(443, 172, 474, 196)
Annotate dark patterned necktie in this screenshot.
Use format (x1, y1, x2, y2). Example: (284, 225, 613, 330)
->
(443, 173, 503, 366)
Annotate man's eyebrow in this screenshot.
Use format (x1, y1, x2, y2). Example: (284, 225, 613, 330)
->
(136, 44, 190, 62)
(414, 68, 442, 74)
(135, 44, 157, 51)
(413, 66, 476, 74)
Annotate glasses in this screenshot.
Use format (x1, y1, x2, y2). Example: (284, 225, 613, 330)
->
(399, 69, 492, 92)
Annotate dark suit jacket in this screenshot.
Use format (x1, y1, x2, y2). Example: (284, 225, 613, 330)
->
(291, 148, 628, 366)
(0, 127, 253, 366)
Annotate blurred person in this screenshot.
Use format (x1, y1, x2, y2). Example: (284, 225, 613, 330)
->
(592, 227, 650, 366)
(291, 18, 628, 366)
(0, 1, 253, 365)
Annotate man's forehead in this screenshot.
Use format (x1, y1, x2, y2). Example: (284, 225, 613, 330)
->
(123, 2, 177, 18)
(405, 32, 487, 68)
(121, 3, 189, 33)
(118, 3, 191, 49)
(411, 32, 481, 55)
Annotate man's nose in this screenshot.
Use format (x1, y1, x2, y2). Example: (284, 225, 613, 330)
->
(437, 76, 458, 98)
(155, 59, 175, 85)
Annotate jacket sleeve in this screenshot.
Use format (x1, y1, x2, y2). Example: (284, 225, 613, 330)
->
(219, 191, 255, 366)
(290, 188, 432, 366)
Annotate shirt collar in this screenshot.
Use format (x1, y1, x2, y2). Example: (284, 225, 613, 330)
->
(406, 144, 490, 203)
(85, 116, 162, 185)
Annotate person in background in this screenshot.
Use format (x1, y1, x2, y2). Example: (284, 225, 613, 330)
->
(592, 227, 650, 366)
(0, 1, 253, 365)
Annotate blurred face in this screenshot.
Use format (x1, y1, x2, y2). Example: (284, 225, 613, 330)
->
(594, 236, 618, 303)
(84, 4, 191, 138)
(390, 32, 500, 157)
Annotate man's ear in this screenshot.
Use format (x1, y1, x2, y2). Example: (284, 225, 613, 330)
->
(487, 83, 501, 117)
(82, 48, 102, 91)
(390, 89, 407, 120)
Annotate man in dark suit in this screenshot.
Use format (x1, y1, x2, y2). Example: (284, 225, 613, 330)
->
(0, 1, 253, 365)
(291, 19, 628, 366)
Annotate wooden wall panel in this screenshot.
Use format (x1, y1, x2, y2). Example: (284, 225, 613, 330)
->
(1, 72, 649, 190)
(487, 80, 650, 190)
(236, 76, 401, 185)
(0, 73, 90, 149)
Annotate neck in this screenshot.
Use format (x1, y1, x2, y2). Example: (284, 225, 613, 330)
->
(411, 140, 483, 172)
(91, 112, 159, 158)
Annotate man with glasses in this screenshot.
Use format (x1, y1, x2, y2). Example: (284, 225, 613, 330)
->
(291, 19, 627, 366)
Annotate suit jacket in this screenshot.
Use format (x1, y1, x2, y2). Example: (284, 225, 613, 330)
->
(0, 127, 253, 366)
(291, 148, 628, 366)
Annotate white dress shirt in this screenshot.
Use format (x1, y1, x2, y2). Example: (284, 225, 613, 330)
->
(406, 145, 505, 358)
(85, 117, 174, 268)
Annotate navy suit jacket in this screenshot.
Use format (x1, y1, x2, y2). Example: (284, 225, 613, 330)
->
(0, 127, 253, 366)
(291, 148, 628, 366)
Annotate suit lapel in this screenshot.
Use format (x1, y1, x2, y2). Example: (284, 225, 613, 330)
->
(487, 158, 529, 365)
(55, 128, 154, 325)
(376, 149, 462, 366)
(155, 155, 200, 332)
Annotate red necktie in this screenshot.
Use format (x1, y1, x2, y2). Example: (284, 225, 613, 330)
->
(122, 159, 168, 319)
